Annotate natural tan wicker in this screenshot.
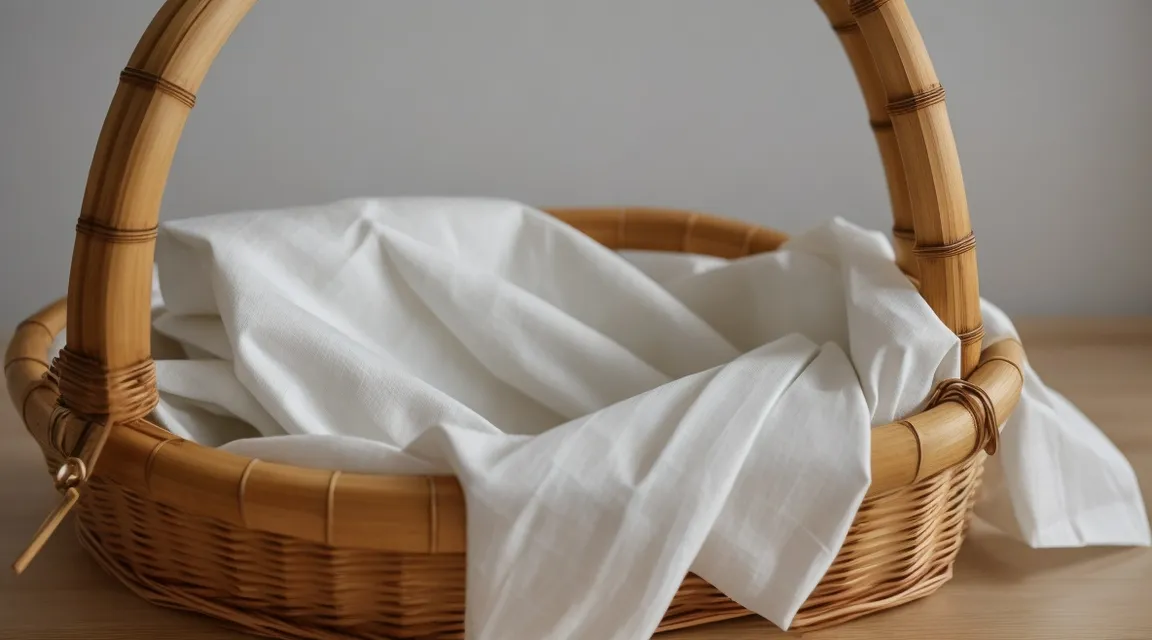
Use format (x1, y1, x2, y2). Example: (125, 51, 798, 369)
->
(7, 0, 1027, 637)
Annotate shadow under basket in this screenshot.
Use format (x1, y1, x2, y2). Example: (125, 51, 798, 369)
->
(6, 0, 1026, 638)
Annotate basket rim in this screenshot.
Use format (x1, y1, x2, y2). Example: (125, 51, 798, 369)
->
(7, 288, 1024, 555)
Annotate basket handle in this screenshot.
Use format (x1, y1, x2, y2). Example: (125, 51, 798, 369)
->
(60, 0, 983, 424)
(815, 0, 916, 276)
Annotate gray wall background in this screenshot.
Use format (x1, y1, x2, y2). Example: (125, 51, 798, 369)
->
(2, 0, 1151, 328)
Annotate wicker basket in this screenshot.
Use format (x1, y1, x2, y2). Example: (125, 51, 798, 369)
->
(7, 0, 1027, 637)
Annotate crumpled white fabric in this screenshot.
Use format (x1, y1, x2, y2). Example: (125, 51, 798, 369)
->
(51, 198, 1148, 639)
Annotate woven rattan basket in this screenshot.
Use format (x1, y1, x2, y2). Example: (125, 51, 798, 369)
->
(7, 0, 1027, 637)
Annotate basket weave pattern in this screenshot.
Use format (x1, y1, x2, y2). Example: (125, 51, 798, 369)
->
(5, 0, 1028, 637)
(67, 457, 983, 638)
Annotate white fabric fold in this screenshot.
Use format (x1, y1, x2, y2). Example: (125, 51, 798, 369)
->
(420, 336, 867, 638)
(975, 302, 1151, 547)
(53, 197, 1142, 639)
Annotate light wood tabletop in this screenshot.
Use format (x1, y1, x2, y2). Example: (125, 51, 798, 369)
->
(2, 319, 1150, 639)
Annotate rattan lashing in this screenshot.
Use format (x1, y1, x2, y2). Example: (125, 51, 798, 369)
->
(6, 0, 1026, 637)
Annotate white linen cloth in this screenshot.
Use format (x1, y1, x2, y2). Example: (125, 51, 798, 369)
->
(52, 198, 1146, 639)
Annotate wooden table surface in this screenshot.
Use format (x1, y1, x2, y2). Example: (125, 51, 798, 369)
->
(2, 319, 1150, 639)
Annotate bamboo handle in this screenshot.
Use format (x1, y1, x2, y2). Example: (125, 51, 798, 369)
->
(814, 0, 916, 277)
(61, 0, 981, 420)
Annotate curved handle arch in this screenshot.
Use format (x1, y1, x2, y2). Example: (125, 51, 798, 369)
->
(62, 0, 981, 420)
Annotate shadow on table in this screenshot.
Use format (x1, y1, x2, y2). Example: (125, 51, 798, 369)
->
(955, 519, 1145, 583)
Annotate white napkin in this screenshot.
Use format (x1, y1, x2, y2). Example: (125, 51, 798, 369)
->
(629, 254, 1152, 549)
(56, 198, 1145, 638)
